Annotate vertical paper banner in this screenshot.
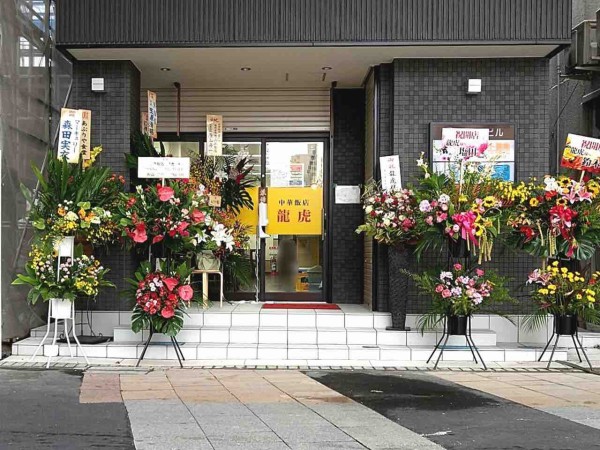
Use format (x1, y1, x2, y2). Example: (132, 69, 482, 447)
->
(147, 90, 158, 139)
(206, 114, 223, 156)
(380, 155, 401, 191)
(79, 109, 91, 160)
(140, 112, 149, 135)
(58, 108, 83, 163)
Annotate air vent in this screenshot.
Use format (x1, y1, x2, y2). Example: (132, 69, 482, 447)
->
(568, 20, 598, 71)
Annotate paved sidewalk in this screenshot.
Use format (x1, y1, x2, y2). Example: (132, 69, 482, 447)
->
(80, 368, 441, 450)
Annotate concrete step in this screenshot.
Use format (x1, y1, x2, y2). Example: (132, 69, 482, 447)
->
(12, 337, 567, 363)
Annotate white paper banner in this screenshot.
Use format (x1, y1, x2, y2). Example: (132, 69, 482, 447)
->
(138, 157, 190, 179)
(380, 155, 401, 191)
(440, 128, 490, 161)
(58, 108, 83, 163)
(206, 114, 223, 156)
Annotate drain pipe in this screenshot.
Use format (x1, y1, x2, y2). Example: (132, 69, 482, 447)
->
(174, 82, 181, 137)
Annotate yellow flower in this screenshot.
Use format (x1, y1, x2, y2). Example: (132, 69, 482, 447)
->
(552, 261, 559, 267)
(587, 296, 595, 303)
(459, 194, 468, 203)
(78, 209, 86, 220)
(538, 288, 549, 295)
(560, 267, 568, 274)
(576, 294, 583, 300)
(556, 198, 568, 206)
(529, 198, 539, 207)
(548, 284, 557, 291)
(558, 177, 571, 188)
(57, 207, 66, 217)
(482, 196, 496, 208)
(474, 224, 484, 237)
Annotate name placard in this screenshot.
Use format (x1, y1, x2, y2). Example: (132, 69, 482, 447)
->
(138, 157, 190, 179)
(561, 134, 600, 173)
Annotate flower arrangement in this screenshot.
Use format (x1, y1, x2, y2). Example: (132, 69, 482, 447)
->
(413, 155, 507, 262)
(503, 175, 600, 260)
(524, 261, 600, 329)
(127, 261, 194, 336)
(355, 180, 420, 246)
(12, 244, 114, 303)
(403, 263, 512, 331)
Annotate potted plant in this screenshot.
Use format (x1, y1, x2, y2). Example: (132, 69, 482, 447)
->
(12, 243, 114, 309)
(126, 260, 194, 337)
(403, 263, 513, 333)
(356, 180, 420, 329)
(524, 261, 600, 331)
(504, 175, 600, 261)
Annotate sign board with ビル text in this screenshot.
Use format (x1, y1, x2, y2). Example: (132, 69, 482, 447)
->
(138, 157, 190, 179)
(380, 155, 401, 191)
(206, 114, 223, 156)
(430, 123, 516, 181)
(147, 91, 158, 139)
(58, 108, 83, 163)
(561, 134, 600, 173)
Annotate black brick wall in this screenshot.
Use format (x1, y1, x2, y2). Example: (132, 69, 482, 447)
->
(331, 88, 365, 304)
(376, 58, 550, 314)
(69, 60, 140, 311)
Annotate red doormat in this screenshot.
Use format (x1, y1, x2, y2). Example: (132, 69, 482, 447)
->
(262, 303, 340, 310)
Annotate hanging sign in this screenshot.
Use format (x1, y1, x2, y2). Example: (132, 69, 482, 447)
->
(141, 112, 149, 135)
(138, 157, 190, 179)
(57, 108, 83, 163)
(380, 155, 401, 191)
(266, 187, 322, 235)
(206, 114, 223, 156)
(147, 90, 158, 139)
(79, 110, 92, 160)
(431, 123, 515, 181)
(561, 134, 600, 173)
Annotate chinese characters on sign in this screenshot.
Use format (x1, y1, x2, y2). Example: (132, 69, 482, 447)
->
(266, 187, 322, 235)
(137, 157, 191, 179)
(561, 134, 600, 173)
(206, 114, 223, 156)
(380, 155, 401, 191)
(431, 123, 516, 181)
(58, 108, 83, 163)
(141, 112, 149, 135)
(79, 110, 91, 160)
(147, 91, 158, 139)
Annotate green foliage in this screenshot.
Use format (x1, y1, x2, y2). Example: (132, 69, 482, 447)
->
(224, 252, 254, 291)
(125, 132, 164, 169)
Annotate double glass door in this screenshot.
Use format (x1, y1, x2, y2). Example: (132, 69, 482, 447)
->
(157, 136, 327, 302)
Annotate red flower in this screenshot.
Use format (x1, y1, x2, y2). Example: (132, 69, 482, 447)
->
(161, 307, 175, 319)
(132, 223, 147, 243)
(176, 222, 189, 234)
(152, 235, 164, 244)
(190, 209, 206, 224)
(178, 285, 193, 301)
(157, 186, 175, 202)
(164, 277, 179, 292)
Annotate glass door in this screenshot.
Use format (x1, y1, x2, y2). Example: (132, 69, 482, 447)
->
(263, 142, 325, 301)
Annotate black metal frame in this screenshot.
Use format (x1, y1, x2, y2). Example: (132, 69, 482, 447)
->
(538, 327, 592, 370)
(427, 315, 487, 370)
(136, 326, 185, 368)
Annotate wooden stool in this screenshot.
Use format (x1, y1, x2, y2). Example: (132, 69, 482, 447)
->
(192, 269, 224, 308)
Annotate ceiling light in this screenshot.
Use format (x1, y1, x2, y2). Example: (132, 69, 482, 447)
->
(321, 66, 333, 71)
(241, 67, 252, 71)
(160, 67, 171, 71)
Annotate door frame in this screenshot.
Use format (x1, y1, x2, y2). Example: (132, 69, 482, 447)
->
(155, 131, 332, 303)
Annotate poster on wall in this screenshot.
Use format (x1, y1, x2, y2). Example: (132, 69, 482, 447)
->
(430, 123, 516, 181)
(289, 163, 305, 186)
(380, 155, 401, 191)
(206, 114, 223, 156)
(147, 90, 158, 139)
(561, 134, 600, 173)
(57, 108, 83, 163)
(79, 110, 91, 160)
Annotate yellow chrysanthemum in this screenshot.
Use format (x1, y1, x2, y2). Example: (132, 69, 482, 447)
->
(529, 198, 539, 207)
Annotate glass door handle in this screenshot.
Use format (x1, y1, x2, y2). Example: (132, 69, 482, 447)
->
(321, 209, 326, 240)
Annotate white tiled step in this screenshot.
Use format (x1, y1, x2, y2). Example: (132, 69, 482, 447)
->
(12, 337, 567, 362)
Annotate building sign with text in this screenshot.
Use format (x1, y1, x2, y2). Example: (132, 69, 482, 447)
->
(431, 123, 516, 181)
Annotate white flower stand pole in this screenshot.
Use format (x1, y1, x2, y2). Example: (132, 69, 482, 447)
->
(28, 237, 90, 368)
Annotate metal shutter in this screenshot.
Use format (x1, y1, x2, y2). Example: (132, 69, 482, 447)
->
(140, 88, 330, 133)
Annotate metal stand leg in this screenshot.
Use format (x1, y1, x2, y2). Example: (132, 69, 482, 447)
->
(170, 337, 184, 368)
(433, 334, 450, 370)
(47, 315, 59, 369)
(465, 335, 478, 363)
(30, 305, 52, 362)
(538, 332, 556, 362)
(572, 335, 583, 363)
(546, 334, 560, 369)
(467, 335, 487, 370)
(427, 317, 447, 364)
(64, 319, 74, 358)
(575, 332, 593, 370)
(136, 328, 154, 368)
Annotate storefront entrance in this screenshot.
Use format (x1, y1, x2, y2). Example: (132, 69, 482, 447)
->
(157, 134, 329, 302)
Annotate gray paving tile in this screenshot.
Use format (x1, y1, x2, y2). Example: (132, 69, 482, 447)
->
(246, 402, 310, 416)
(289, 443, 367, 450)
(273, 424, 355, 443)
(209, 442, 289, 450)
(135, 436, 214, 450)
(188, 403, 254, 417)
(340, 425, 443, 449)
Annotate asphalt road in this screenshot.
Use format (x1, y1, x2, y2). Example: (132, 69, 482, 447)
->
(307, 370, 600, 450)
(0, 368, 133, 450)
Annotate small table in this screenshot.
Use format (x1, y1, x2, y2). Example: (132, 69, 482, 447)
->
(192, 269, 224, 308)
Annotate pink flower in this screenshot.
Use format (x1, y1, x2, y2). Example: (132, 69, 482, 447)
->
(425, 215, 434, 226)
(190, 209, 206, 224)
(164, 277, 178, 292)
(157, 186, 175, 202)
(161, 306, 175, 319)
(132, 223, 147, 243)
(441, 289, 452, 298)
(453, 263, 462, 271)
(476, 268, 485, 276)
(176, 222, 189, 235)
(152, 235, 164, 245)
(178, 285, 193, 301)
(435, 284, 445, 293)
